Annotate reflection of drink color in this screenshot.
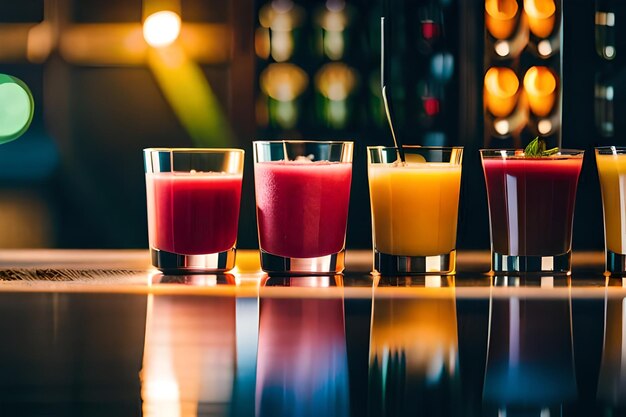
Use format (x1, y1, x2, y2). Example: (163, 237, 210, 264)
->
(368, 163, 461, 256)
(597, 296, 626, 405)
(484, 297, 576, 406)
(146, 172, 242, 255)
(482, 157, 582, 256)
(256, 296, 349, 417)
(596, 154, 626, 254)
(254, 161, 352, 258)
(369, 291, 459, 415)
(141, 295, 237, 416)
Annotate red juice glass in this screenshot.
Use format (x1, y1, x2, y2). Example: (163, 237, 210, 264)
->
(480, 149, 584, 274)
(144, 148, 244, 273)
(253, 140, 353, 274)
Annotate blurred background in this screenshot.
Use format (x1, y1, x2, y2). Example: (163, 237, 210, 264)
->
(0, 0, 624, 251)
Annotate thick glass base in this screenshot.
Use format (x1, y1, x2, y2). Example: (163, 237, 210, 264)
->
(150, 247, 236, 274)
(373, 250, 456, 275)
(491, 251, 571, 275)
(259, 249, 345, 275)
(606, 250, 626, 276)
(492, 275, 570, 287)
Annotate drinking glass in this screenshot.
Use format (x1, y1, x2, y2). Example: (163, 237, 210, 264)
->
(253, 140, 353, 274)
(144, 148, 244, 273)
(596, 146, 626, 275)
(481, 149, 584, 274)
(368, 146, 463, 275)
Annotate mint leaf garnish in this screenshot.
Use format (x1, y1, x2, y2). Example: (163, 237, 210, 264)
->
(524, 137, 558, 157)
(524, 137, 541, 156)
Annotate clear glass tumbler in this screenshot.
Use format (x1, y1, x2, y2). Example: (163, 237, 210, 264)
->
(253, 140, 353, 274)
(596, 146, 626, 276)
(481, 149, 584, 274)
(144, 148, 244, 273)
(368, 146, 463, 275)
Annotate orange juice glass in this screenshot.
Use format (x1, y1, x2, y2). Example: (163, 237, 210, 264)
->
(367, 146, 463, 275)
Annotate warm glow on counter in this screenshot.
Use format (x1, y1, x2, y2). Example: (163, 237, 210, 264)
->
(523, 66, 556, 116)
(524, 0, 556, 38)
(484, 67, 519, 117)
(485, 0, 519, 39)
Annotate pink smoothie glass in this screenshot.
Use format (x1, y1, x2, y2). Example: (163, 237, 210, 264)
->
(253, 140, 353, 274)
(144, 148, 244, 273)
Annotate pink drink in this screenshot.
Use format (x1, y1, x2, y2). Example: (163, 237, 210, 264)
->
(256, 296, 349, 416)
(146, 172, 243, 255)
(254, 161, 352, 258)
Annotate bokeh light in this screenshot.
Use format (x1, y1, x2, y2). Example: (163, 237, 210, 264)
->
(484, 67, 519, 117)
(143, 11, 181, 48)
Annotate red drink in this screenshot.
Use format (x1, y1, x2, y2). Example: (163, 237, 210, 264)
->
(482, 157, 582, 256)
(254, 161, 352, 258)
(146, 172, 243, 255)
(256, 296, 349, 416)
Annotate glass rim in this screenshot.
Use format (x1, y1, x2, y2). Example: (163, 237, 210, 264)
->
(479, 148, 584, 157)
(595, 146, 626, 154)
(253, 140, 354, 145)
(367, 145, 463, 151)
(143, 147, 244, 154)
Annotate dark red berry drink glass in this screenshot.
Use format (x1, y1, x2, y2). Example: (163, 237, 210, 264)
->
(481, 149, 584, 274)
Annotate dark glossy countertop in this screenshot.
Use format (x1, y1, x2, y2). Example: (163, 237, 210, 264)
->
(0, 249, 623, 417)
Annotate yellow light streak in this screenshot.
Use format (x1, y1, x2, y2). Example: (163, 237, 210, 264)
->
(57, 23, 230, 65)
(148, 44, 234, 147)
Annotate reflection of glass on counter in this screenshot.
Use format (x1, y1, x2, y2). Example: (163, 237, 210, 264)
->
(140, 292, 238, 417)
(483, 279, 577, 413)
(255, 276, 349, 417)
(597, 281, 626, 406)
(368, 277, 460, 416)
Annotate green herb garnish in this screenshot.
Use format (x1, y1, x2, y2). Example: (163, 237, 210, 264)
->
(524, 136, 559, 157)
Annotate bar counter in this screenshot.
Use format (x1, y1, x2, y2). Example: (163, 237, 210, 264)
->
(0, 249, 622, 416)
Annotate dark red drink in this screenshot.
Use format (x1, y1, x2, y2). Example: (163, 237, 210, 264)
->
(482, 155, 583, 256)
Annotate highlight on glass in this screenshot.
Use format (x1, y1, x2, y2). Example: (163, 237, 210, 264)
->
(144, 148, 244, 273)
(596, 146, 626, 276)
(367, 146, 463, 275)
(481, 148, 583, 274)
(253, 140, 353, 274)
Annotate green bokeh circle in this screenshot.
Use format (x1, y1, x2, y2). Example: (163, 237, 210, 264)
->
(0, 74, 34, 144)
